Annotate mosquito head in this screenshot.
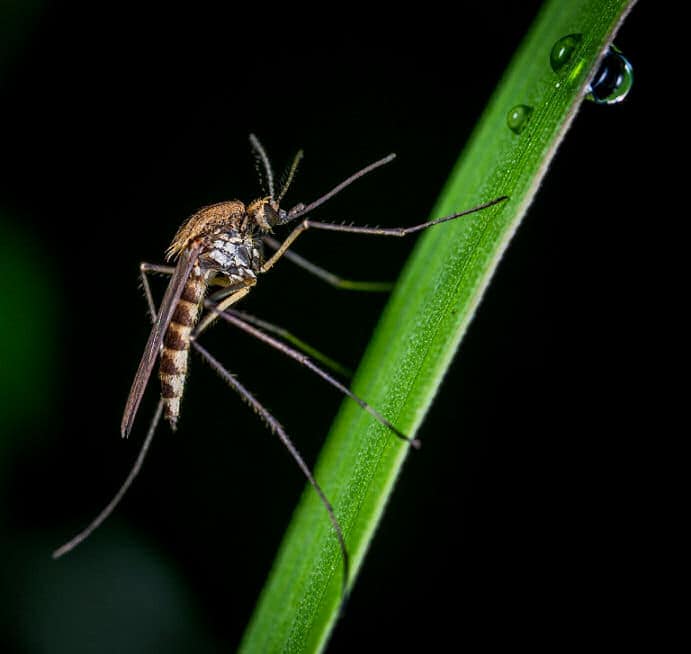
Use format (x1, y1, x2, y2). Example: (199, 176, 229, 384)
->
(247, 197, 284, 231)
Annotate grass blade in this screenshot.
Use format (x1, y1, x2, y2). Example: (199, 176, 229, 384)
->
(240, 1, 637, 651)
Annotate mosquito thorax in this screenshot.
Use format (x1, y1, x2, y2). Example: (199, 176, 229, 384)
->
(167, 200, 250, 260)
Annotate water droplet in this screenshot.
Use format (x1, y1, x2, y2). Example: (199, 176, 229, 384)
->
(507, 104, 533, 134)
(587, 45, 633, 104)
(550, 34, 583, 72)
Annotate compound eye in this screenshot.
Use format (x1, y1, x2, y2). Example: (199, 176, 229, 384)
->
(263, 204, 279, 227)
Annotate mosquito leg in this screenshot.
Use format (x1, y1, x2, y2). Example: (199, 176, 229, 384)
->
(260, 220, 315, 274)
(140, 262, 239, 317)
(223, 308, 354, 379)
(141, 262, 176, 275)
(262, 236, 393, 292)
(139, 262, 175, 322)
(53, 266, 172, 557)
(194, 283, 255, 338)
(294, 195, 508, 237)
(192, 341, 350, 597)
(206, 302, 420, 448)
(205, 281, 256, 304)
(261, 196, 508, 274)
(52, 400, 164, 559)
(140, 263, 254, 346)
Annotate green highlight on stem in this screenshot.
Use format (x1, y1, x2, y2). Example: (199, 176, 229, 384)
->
(240, 1, 637, 651)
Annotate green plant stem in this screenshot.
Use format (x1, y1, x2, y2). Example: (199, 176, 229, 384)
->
(240, 1, 637, 651)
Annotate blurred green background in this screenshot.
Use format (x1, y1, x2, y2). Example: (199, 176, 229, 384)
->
(0, 2, 657, 651)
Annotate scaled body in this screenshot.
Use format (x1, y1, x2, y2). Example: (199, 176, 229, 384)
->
(159, 200, 270, 427)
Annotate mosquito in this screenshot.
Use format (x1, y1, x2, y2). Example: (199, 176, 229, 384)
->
(53, 134, 507, 596)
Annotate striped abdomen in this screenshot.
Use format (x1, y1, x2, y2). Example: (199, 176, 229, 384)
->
(159, 272, 207, 428)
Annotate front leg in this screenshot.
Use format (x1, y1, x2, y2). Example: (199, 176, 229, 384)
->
(262, 236, 393, 292)
(260, 196, 507, 275)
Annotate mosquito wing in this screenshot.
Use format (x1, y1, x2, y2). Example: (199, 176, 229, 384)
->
(121, 245, 201, 438)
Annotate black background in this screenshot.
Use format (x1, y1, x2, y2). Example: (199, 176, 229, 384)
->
(0, 2, 663, 652)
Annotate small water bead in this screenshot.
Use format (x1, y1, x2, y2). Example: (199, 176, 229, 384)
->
(507, 104, 533, 134)
(587, 45, 633, 104)
(550, 33, 583, 72)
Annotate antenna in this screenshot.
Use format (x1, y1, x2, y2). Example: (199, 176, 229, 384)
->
(283, 153, 396, 223)
(249, 133, 275, 198)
